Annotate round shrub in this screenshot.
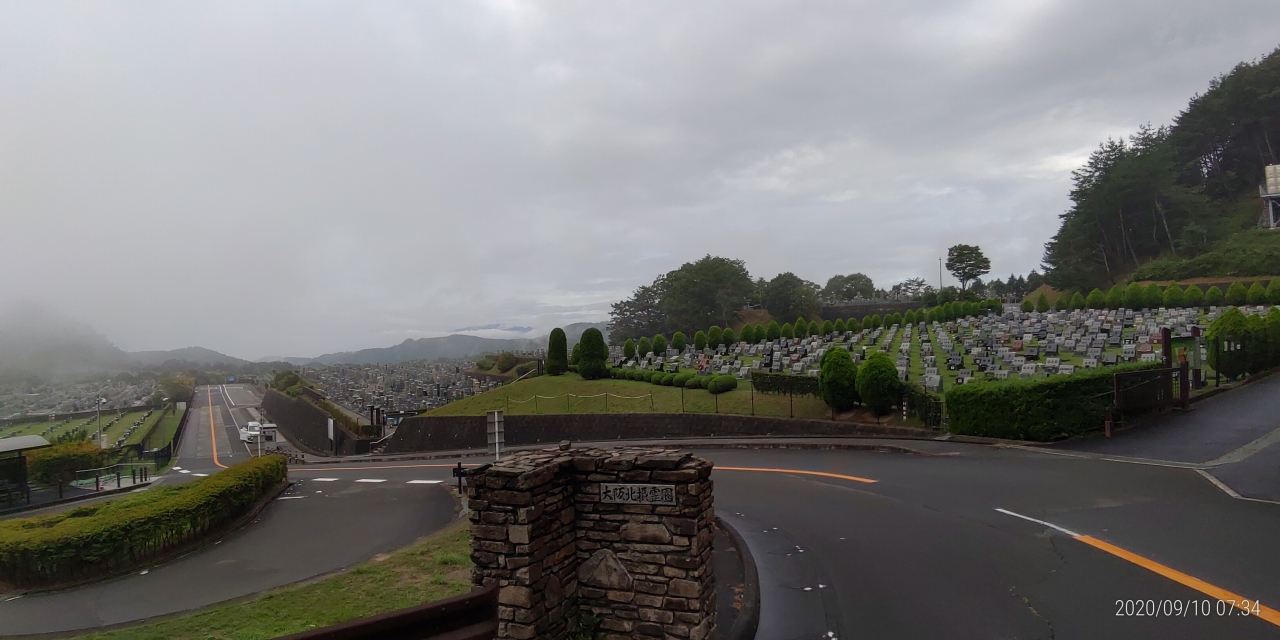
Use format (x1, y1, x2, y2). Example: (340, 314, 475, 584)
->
(622, 338, 636, 361)
(857, 352, 901, 416)
(1208, 307, 1251, 380)
(708, 375, 738, 394)
(822, 320, 834, 335)
(684, 376, 704, 390)
(1085, 288, 1106, 309)
(1268, 278, 1280, 305)
(780, 323, 794, 339)
(662, 373, 676, 386)
(673, 372, 695, 387)
(871, 314, 883, 328)
(577, 328, 610, 380)
(833, 319, 846, 333)
(653, 334, 668, 355)
(1105, 285, 1124, 309)
(1021, 299, 1034, 312)
(809, 320, 821, 336)
(694, 331, 708, 351)
(1226, 282, 1248, 306)
(637, 337, 653, 358)
(1070, 292, 1086, 310)
(794, 317, 808, 338)
(1035, 295, 1051, 312)
(1205, 285, 1225, 306)
(1247, 281, 1267, 305)
(1122, 282, 1145, 309)
(819, 347, 859, 411)
(1053, 294, 1070, 311)
(708, 326, 723, 347)
(847, 317, 862, 332)
(1163, 284, 1184, 308)
(546, 328, 569, 376)
(723, 327, 736, 345)
(570, 343, 581, 365)
(651, 372, 666, 385)
(902, 311, 916, 326)
(613, 368, 626, 379)
(671, 331, 687, 352)
(1184, 284, 1205, 308)
(1144, 283, 1164, 309)
(766, 321, 780, 341)
(738, 324, 755, 345)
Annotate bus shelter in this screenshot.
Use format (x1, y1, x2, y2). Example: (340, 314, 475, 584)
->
(0, 435, 51, 509)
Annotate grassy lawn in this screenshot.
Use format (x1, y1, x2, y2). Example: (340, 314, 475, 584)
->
(428, 373, 832, 420)
(72, 522, 473, 640)
(144, 406, 184, 449)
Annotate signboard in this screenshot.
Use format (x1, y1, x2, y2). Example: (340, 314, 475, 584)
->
(600, 483, 677, 506)
(327, 417, 334, 442)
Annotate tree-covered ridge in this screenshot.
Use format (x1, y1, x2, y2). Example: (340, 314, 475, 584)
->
(1043, 46, 1280, 290)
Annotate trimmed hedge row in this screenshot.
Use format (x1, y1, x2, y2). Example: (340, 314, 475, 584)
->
(749, 370, 820, 396)
(25, 441, 103, 486)
(944, 363, 1158, 441)
(0, 455, 287, 588)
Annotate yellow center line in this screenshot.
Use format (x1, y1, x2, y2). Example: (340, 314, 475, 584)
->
(997, 508, 1279, 627)
(207, 387, 226, 469)
(1075, 535, 1280, 625)
(716, 466, 877, 484)
(292, 463, 482, 472)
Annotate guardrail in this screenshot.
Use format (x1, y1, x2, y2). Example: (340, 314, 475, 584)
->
(276, 583, 498, 640)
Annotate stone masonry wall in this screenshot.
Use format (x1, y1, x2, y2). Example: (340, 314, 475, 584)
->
(466, 446, 715, 640)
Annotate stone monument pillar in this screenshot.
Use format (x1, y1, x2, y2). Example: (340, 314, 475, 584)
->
(466, 446, 715, 640)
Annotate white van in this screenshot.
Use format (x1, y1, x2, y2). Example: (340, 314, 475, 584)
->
(240, 421, 262, 443)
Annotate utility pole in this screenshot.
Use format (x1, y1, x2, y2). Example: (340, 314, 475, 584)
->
(939, 257, 944, 293)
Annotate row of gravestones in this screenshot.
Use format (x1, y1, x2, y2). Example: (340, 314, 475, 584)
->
(112, 408, 156, 448)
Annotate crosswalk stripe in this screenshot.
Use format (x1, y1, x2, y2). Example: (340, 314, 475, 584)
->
(193, 473, 209, 477)
(355, 479, 386, 483)
(310, 478, 339, 482)
(179, 470, 191, 474)
(407, 480, 443, 484)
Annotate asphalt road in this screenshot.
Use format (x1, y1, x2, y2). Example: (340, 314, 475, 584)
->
(0, 388, 461, 636)
(706, 445, 1280, 640)
(1055, 373, 1280, 464)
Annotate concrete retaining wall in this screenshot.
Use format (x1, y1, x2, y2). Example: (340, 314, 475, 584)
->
(385, 412, 930, 454)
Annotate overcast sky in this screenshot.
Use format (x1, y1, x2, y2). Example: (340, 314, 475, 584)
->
(2, 1, 1278, 359)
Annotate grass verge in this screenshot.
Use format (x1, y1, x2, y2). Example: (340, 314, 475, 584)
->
(72, 521, 473, 640)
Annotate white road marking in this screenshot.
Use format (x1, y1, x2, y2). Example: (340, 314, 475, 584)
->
(355, 479, 386, 483)
(193, 473, 209, 477)
(278, 496, 305, 500)
(310, 478, 340, 482)
(179, 470, 191, 474)
(172, 466, 182, 470)
(407, 480, 443, 484)
(994, 508, 1082, 537)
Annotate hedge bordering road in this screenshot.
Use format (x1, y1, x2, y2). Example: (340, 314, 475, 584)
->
(0, 455, 287, 589)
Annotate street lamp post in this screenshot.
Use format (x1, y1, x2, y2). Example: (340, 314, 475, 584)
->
(95, 397, 107, 448)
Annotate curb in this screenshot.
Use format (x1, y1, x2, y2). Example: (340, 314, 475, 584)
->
(292, 432, 1036, 465)
(717, 516, 760, 640)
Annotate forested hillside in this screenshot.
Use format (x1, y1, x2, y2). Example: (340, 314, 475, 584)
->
(1043, 46, 1280, 289)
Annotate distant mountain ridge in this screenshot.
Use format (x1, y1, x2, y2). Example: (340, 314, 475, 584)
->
(0, 304, 608, 375)
(129, 347, 250, 367)
(307, 322, 608, 365)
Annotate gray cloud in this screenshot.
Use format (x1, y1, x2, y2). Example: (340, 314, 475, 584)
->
(2, 0, 1277, 359)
